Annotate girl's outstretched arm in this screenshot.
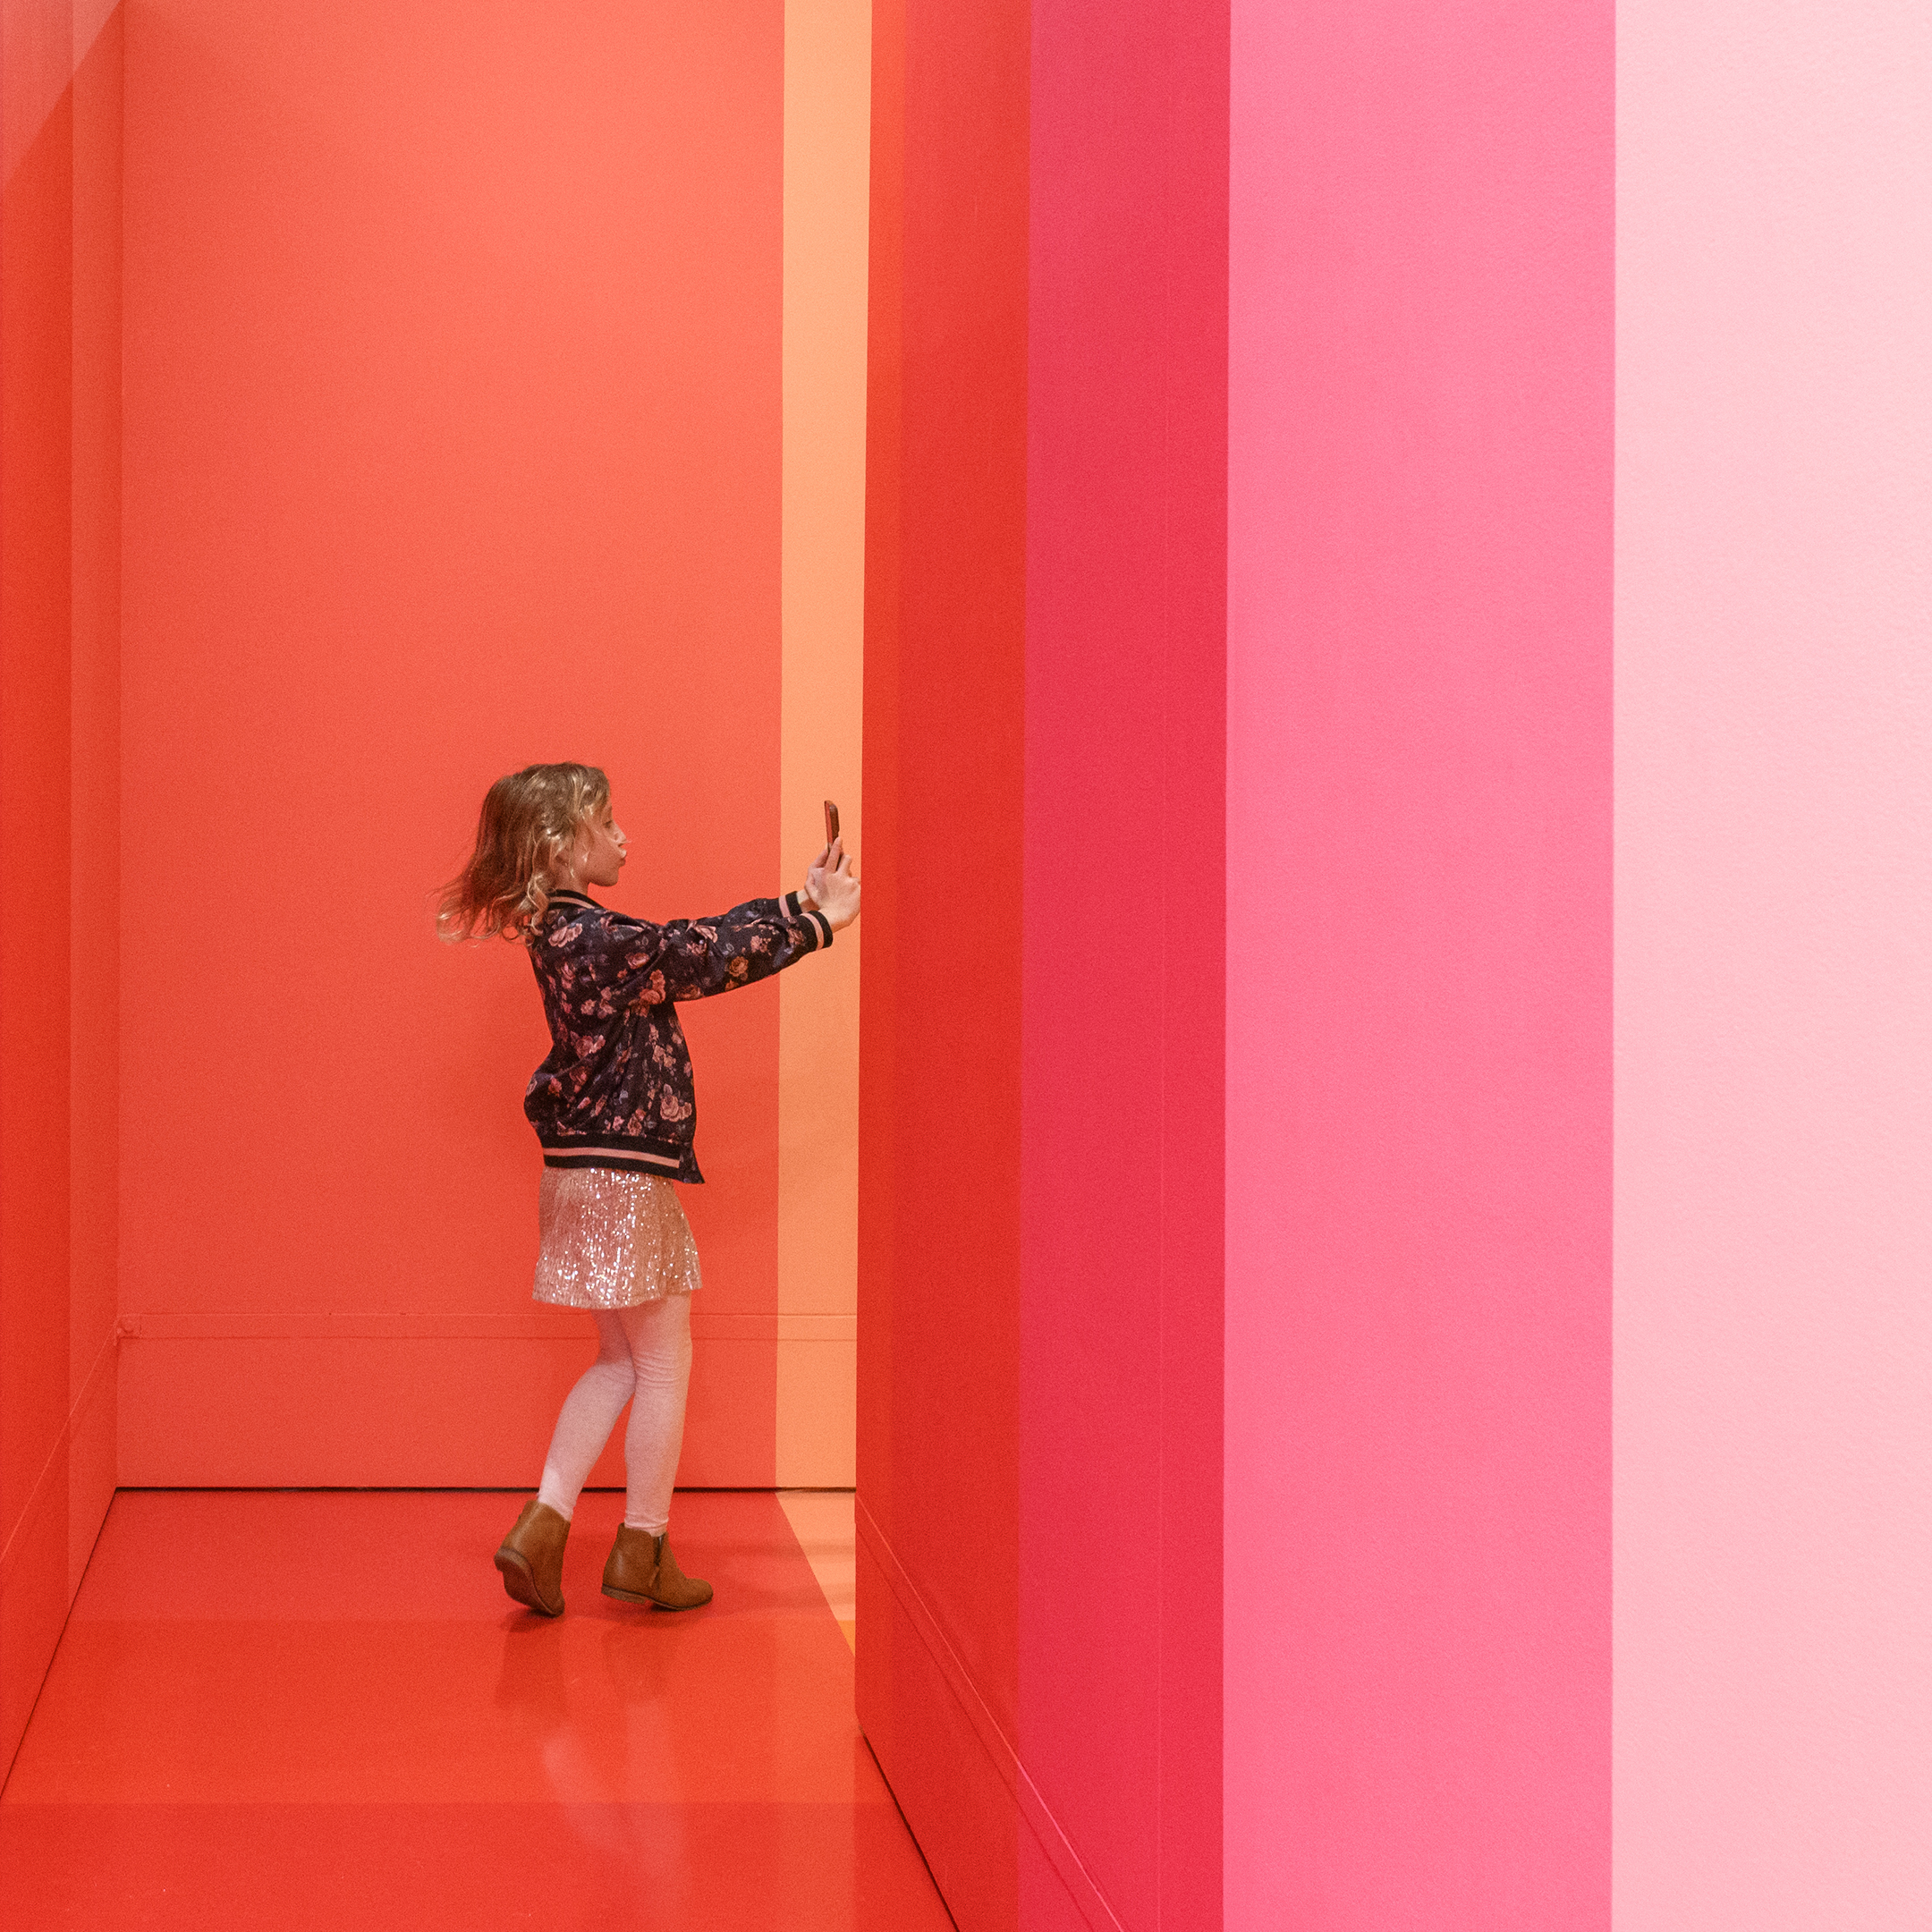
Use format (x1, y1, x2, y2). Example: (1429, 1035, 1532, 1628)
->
(651, 834, 859, 1003)
(530, 891, 825, 1021)
(648, 891, 833, 1003)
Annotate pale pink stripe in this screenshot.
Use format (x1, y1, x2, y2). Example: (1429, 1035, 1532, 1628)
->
(1615, 1, 1932, 1922)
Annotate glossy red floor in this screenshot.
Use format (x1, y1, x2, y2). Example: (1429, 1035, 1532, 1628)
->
(1, 1490, 953, 1929)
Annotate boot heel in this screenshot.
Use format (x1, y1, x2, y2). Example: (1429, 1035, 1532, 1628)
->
(495, 1546, 548, 1614)
(494, 1499, 570, 1616)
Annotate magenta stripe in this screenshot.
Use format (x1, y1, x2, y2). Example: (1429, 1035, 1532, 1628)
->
(1021, 1, 1228, 1923)
(1226, 2, 1614, 1923)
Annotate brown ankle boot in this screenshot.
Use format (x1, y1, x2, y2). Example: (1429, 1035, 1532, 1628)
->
(494, 1500, 570, 1616)
(602, 1526, 713, 1611)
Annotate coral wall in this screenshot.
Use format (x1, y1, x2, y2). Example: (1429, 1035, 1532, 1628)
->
(114, 0, 865, 1489)
(856, 0, 1028, 1917)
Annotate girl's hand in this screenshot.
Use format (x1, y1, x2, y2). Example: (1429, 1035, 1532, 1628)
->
(799, 843, 829, 907)
(804, 838, 860, 931)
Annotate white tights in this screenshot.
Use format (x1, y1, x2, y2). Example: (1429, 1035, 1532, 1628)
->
(536, 1294, 692, 1535)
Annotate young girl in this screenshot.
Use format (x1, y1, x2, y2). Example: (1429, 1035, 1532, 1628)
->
(438, 762, 859, 1615)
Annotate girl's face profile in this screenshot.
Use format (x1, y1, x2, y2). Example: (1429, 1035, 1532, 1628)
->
(571, 803, 627, 888)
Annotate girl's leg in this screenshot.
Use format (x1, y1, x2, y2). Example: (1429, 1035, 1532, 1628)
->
(614, 1293, 694, 1534)
(535, 1314, 638, 1520)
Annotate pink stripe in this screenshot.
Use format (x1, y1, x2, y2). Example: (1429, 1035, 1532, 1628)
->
(1227, 2, 1613, 1923)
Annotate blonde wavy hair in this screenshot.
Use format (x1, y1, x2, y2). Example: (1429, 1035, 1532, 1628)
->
(437, 761, 611, 944)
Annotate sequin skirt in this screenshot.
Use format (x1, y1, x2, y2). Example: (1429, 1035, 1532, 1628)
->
(531, 1167, 703, 1309)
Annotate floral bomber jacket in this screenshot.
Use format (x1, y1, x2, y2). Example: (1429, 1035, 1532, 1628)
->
(523, 887, 834, 1183)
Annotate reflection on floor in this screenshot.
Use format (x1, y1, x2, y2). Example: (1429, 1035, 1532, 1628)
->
(779, 1488, 857, 1650)
(0, 1490, 949, 1929)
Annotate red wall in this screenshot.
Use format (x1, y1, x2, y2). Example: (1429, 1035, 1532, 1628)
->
(0, 0, 122, 1779)
(856, 0, 1026, 1919)
(856, 3, 1224, 1926)
(67, 0, 119, 1584)
(116, 1, 790, 1485)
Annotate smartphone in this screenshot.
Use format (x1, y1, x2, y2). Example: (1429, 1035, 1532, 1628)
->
(824, 800, 841, 847)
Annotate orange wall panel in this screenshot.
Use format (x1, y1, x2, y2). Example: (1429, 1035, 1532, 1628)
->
(777, 0, 870, 1486)
(118, 2, 787, 1482)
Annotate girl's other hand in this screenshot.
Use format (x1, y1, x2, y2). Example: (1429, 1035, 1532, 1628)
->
(804, 837, 860, 931)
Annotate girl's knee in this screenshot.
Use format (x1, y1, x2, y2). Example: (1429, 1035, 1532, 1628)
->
(623, 1303, 691, 1381)
(585, 1354, 638, 1401)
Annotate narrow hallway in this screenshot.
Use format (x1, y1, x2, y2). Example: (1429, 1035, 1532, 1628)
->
(0, 1491, 950, 1929)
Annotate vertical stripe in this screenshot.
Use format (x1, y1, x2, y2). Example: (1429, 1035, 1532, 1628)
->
(1227, 2, 1613, 1921)
(853, 0, 1030, 1919)
(1, 0, 79, 1773)
(66, 0, 121, 1590)
(778, 0, 869, 1487)
(1615, 2, 1932, 1920)
(1021, 0, 1226, 1922)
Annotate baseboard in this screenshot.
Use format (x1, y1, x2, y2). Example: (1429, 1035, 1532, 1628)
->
(119, 1310, 856, 1342)
(855, 1497, 1125, 1932)
(1, 1325, 118, 1782)
(67, 1336, 118, 1597)
(855, 1526, 1020, 1931)
(115, 1314, 853, 1487)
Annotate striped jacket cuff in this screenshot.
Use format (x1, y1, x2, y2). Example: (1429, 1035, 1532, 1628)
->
(785, 890, 835, 948)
